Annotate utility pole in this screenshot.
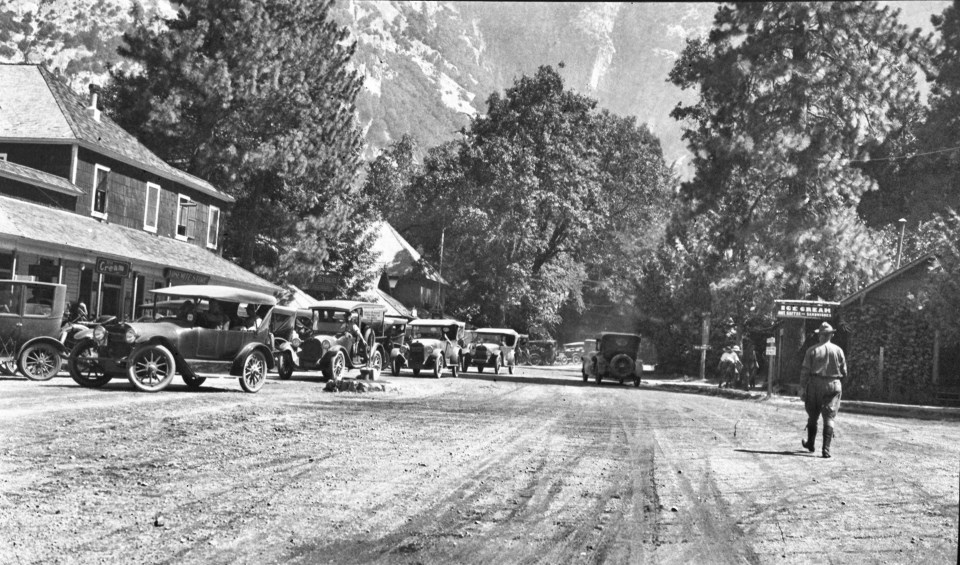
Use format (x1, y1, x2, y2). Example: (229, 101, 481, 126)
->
(436, 228, 445, 316)
(896, 218, 907, 269)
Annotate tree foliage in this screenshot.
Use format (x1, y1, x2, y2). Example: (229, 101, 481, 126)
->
(665, 1, 931, 335)
(102, 0, 368, 292)
(367, 66, 674, 329)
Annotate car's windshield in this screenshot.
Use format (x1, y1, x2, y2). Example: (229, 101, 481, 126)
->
(475, 332, 516, 347)
(313, 309, 349, 332)
(407, 325, 448, 340)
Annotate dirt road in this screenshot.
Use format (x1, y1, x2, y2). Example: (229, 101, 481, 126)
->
(1, 366, 957, 564)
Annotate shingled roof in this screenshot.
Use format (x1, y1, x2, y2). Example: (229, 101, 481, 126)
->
(0, 159, 83, 196)
(370, 220, 448, 285)
(0, 64, 233, 203)
(0, 194, 276, 294)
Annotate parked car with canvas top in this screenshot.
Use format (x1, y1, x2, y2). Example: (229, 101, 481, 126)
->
(394, 319, 465, 378)
(67, 285, 277, 393)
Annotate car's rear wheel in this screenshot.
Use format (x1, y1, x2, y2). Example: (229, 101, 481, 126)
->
(68, 338, 111, 388)
(18, 342, 62, 381)
(127, 345, 176, 392)
(239, 350, 268, 393)
(322, 350, 346, 381)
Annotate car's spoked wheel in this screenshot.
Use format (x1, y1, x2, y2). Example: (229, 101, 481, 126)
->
(0, 358, 17, 376)
(323, 350, 346, 381)
(432, 357, 442, 378)
(68, 339, 111, 388)
(508, 363, 514, 375)
(239, 350, 267, 393)
(461, 356, 469, 373)
(127, 345, 176, 392)
(529, 352, 543, 366)
(369, 350, 383, 373)
(18, 342, 62, 381)
(493, 356, 501, 375)
(451, 357, 459, 378)
(391, 356, 402, 376)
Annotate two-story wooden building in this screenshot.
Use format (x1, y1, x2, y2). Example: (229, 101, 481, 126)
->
(0, 63, 278, 318)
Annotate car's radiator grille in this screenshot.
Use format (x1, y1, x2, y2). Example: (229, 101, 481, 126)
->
(410, 344, 425, 364)
(474, 346, 488, 360)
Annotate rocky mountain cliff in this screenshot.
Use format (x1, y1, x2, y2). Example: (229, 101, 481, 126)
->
(0, 1, 949, 173)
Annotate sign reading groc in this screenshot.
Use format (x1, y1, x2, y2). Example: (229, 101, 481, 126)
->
(164, 268, 210, 285)
(96, 257, 131, 276)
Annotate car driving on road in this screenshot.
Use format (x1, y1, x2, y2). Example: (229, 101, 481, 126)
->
(582, 332, 644, 387)
(394, 319, 465, 378)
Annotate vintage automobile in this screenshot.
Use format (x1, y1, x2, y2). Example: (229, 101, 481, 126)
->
(270, 305, 314, 379)
(395, 319, 465, 378)
(66, 285, 277, 393)
(463, 328, 519, 375)
(0, 280, 68, 381)
(275, 300, 388, 381)
(582, 332, 644, 387)
(525, 326, 557, 365)
(384, 316, 410, 376)
(579, 338, 597, 379)
(134, 299, 206, 322)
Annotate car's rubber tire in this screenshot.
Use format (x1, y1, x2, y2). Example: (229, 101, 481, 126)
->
(494, 356, 501, 375)
(127, 344, 176, 393)
(461, 355, 470, 373)
(529, 352, 543, 366)
(634, 375, 641, 388)
(412, 367, 421, 377)
(68, 338, 111, 388)
(451, 358, 459, 378)
(582, 367, 588, 383)
(508, 363, 513, 375)
(0, 358, 17, 376)
(369, 349, 383, 372)
(18, 342, 62, 381)
(322, 350, 346, 381)
(277, 351, 294, 380)
(593, 360, 601, 385)
(392, 356, 402, 377)
(239, 350, 268, 393)
(433, 356, 442, 379)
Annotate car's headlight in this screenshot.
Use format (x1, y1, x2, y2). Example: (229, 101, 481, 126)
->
(124, 327, 138, 344)
(93, 326, 106, 343)
(292, 337, 302, 348)
(321, 339, 331, 351)
(469, 343, 476, 352)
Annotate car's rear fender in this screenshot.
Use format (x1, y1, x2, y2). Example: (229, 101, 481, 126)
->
(19, 335, 68, 356)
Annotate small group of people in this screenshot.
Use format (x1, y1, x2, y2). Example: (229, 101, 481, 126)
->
(177, 299, 262, 331)
(716, 340, 759, 390)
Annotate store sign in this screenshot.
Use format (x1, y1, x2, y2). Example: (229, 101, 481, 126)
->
(308, 273, 340, 294)
(96, 257, 131, 277)
(164, 268, 210, 285)
(774, 300, 838, 320)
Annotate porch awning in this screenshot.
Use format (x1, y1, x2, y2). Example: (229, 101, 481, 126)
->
(0, 194, 278, 294)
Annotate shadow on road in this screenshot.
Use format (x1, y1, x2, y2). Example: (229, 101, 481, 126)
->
(734, 448, 814, 457)
(457, 371, 641, 390)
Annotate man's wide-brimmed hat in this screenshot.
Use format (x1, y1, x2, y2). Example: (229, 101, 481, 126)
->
(815, 322, 836, 334)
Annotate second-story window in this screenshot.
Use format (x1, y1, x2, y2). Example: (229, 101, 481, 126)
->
(207, 206, 220, 249)
(91, 165, 110, 218)
(176, 194, 195, 241)
(144, 182, 160, 233)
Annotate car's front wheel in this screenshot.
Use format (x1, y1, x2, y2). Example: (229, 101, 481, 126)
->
(322, 350, 346, 381)
(239, 350, 268, 393)
(18, 342, 62, 381)
(68, 338, 111, 388)
(391, 356, 402, 377)
(127, 345, 176, 392)
(432, 356, 443, 379)
(276, 351, 294, 380)
(493, 355, 501, 375)
(369, 349, 383, 373)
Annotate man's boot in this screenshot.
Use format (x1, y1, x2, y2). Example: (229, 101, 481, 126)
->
(802, 424, 817, 452)
(822, 428, 833, 459)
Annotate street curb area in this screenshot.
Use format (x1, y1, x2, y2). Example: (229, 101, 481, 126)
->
(641, 378, 960, 421)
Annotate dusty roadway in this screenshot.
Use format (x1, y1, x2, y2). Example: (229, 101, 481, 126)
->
(0, 365, 957, 565)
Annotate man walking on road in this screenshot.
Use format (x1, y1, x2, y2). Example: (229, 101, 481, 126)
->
(800, 321, 847, 458)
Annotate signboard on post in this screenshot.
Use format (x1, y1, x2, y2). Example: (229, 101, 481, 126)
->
(307, 273, 340, 295)
(774, 300, 838, 320)
(164, 268, 210, 285)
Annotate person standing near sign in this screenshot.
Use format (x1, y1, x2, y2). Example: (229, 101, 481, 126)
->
(799, 322, 847, 458)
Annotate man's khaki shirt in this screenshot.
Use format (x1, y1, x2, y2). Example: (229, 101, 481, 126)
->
(801, 341, 847, 379)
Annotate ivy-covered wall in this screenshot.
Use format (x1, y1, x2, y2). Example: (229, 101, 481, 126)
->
(841, 300, 936, 404)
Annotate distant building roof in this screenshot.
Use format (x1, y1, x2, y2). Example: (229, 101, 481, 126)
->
(0, 158, 83, 196)
(0, 64, 233, 203)
(0, 194, 276, 294)
(280, 285, 319, 309)
(839, 252, 938, 307)
(370, 220, 447, 285)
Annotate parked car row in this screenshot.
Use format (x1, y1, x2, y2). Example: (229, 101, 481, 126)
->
(2, 280, 655, 393)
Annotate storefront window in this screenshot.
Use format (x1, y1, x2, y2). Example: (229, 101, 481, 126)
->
(0, 254, 12, 279)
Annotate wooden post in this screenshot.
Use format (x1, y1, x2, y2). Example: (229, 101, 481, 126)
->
(699, 313, 710, 381)
(933, 330, 940, 385)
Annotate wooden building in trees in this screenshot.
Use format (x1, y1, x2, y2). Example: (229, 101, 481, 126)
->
(837, 253, 959, 405)
(0, 64, 278, 319)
